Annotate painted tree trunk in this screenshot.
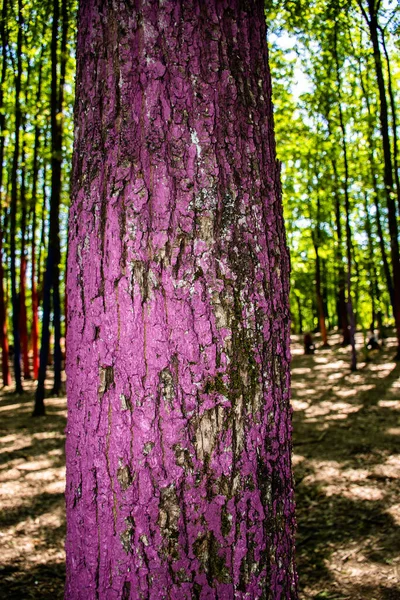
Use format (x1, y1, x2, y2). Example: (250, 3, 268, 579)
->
(20, 116, 31, 380)
(31, 99, 42, 381)
(31, 260, 39, 381)
(66, 1, 297, 598)
(0, 0, 10, 386)
(30, 44, 44, 382)
(0, 234, 10, 386)
(19, 255, 30, 379)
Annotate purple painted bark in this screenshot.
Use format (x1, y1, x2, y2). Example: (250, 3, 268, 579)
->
(65, 2, 297, 598)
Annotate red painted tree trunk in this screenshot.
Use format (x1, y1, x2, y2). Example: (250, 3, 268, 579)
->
(66, 2, 297, 598)
(0, 0, 10, 387)
(19, 255, 30, 379)
(31, 248, 39, 381)
(0, 234, 10, 386)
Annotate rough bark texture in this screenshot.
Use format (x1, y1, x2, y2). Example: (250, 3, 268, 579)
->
(66, 2, 297, 598)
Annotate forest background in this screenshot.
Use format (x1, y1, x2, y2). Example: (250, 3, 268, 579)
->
(0, 0, 399, 400)
(1, 0, 400, 404)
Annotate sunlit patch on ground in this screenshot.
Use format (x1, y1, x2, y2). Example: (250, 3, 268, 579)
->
(292, 331, 400, 599)
(0, 377, 66, 599)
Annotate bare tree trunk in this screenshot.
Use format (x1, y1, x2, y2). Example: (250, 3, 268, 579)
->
(65, 1, 298, 597)
(295, 292, 303, 334)
(334, 26, 357, 370)
(331, 156, 350, 345)
(10, 0, 23, 394)
(35, 0, 68, 413)
(379, 25, 400, 217)
(313, 196, 329, 347)
(358, 0, 400, 358)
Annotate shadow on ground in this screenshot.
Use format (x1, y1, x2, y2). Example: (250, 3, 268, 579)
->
(292, 331, 400, 599)
(0, 379, 66, 600)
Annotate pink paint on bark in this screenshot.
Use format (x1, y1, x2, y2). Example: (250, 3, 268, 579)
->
(65, 1, 297, 598)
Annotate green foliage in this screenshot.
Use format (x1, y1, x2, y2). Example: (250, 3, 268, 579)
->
(267, 0, 400, 335)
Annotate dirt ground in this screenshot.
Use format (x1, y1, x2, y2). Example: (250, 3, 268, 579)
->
(0, 333, 399, 599)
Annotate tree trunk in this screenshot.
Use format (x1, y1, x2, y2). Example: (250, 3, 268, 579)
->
(363, 192, 380, 331)
(334, 26, 357, 370)
(379, 25, 400, 219)
(0, 234, 10, 386)
(10, 0, 23, 394)
(52, 0, 68, 394)
(31, 94, 42, 381)
(295, 292, 303, 334)
(30, 37, 45, 382)
(313, 196, 329, 347)
(314, 244, 328, 347)
(0, 0, 10, 387)
(20, 115, 31, 380)
(19, 255, 30, 379)
(358, 53, 395, 312)
(35, 0, 68, 412)
(331, 158, 350, 345)
(359, 1, 400, 357)
(65, 1, 297, 598)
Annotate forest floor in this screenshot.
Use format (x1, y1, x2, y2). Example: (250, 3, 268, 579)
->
(0, 332, 399, 599)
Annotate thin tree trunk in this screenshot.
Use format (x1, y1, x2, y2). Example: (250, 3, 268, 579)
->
(30, 40, 45, 382)
(331, 157, 350, 345)
(322, 259, 330, 326)
(295, 292, 303, 334)
(313, 196, 329, 347)
(38, 161, 47, 293)
(65, 1, 298, 596)
(379, 25, 400, 217)
(20, 117, 31, 380)
(52, 0, 68, 394)
(31, 134, 41, 381)
(10, 0, 23, 394)
(364, 192, 380, 330)
(35, 0, 68, 412)
(0, 0, 10, 386)
(358, 52, 395, 310)
(359, 0, 400, 357)
(334, 27, 357, 370)
(0, 235, 10, 386)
